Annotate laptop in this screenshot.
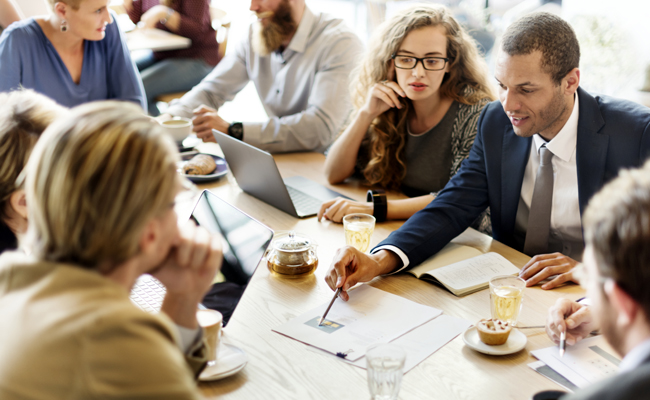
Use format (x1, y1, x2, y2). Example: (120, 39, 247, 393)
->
(212, 129, 351, 218)
(130, 189, 274, 327)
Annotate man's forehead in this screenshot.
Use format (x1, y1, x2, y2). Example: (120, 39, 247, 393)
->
(494, 50, 549, 85)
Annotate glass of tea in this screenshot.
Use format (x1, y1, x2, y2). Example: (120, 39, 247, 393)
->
(343, 214, 376, 253)
(489, 275, 525, 325)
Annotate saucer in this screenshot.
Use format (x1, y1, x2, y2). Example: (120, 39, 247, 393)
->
(462, 326, 527, 355)
(178, 152, 228, 183)
(199, 343, 248, 381)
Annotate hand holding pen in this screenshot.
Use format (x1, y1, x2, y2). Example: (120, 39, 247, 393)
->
(545, 298, 598, 348)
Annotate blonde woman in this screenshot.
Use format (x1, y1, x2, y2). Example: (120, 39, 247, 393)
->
(0, 0, 145, 108)
(0, 90, 65, 253)
(0, 101, 221, 398)
(318, 5, 494, 225)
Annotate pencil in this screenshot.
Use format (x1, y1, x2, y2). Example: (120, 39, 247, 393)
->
(560, 330, 566, 357)
(319, 288, 342, 326)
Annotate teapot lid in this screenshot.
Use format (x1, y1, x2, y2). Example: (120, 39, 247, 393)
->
(272, 231, 314, 253)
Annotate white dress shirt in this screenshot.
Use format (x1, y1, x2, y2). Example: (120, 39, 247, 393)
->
(516, 93, 583, 260)
(619, 338, 650, 373)
(377, 94, 584, 272)
(166, 7, 362, 153)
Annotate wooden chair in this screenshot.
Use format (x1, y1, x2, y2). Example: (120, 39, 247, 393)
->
(155, 6, 230, 105)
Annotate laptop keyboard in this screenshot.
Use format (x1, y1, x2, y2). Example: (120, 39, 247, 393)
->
(286, 185, 323, 215)
(130, 275, 165, 313)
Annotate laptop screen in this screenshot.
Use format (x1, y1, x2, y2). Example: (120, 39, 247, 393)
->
(191, 190, 273, 326)
(130, 190, 273, 327)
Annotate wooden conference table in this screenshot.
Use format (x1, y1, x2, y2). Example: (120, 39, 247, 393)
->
(192, 143, 582, 400)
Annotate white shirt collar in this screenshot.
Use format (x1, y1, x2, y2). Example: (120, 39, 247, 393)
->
(287, 6, 315, 54)
(619, 338, 650, 373)
(532, 93, 580, 163)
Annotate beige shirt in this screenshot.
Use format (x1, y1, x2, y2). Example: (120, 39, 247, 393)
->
(0, 251, 205, 399)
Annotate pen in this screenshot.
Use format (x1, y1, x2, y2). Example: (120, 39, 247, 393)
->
(319, 288, 342, 326)
(560, 330, 566, 358)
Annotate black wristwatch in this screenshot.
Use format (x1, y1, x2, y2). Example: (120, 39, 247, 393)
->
(227, 122, 244, 141)
(366, 189, 387, 222)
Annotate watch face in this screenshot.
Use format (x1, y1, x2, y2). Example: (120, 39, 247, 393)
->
(229, 123, 244, 140)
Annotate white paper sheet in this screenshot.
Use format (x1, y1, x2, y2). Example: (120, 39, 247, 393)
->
(273, 285, 443, 361)
(531, 335, 621, 388)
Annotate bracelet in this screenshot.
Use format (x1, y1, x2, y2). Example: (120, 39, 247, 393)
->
(366, 189, 387, 222)
(228, 122, 244, 141)
(160, 7, 174, 25)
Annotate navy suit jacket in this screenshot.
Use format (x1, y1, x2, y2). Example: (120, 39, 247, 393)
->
(378, 87, 650, 269)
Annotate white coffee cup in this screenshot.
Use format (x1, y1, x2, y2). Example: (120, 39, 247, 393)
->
(160, 117, 192, 142)
(196, 309, 223, 363)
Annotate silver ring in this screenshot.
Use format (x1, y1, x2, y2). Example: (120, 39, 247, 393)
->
(380, 80, 389, 86)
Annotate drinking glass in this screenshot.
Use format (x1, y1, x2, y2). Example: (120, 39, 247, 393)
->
(366, 343, 405, 400)
(343, 213, 375, 253)
(489, 275, 525, 325)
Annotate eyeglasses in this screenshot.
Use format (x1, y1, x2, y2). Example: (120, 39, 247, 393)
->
(392, 54, 449, 71)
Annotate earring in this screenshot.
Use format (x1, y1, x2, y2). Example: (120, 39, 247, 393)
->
(60, 20, 68, 32)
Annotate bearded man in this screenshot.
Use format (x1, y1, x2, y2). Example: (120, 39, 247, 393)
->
(323, 12, 650, 303)
(162, 0, 362, 153)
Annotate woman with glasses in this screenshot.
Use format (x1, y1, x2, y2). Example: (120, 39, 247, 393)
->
(318, 4, 494, 227)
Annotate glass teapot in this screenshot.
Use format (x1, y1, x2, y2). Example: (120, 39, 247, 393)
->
(266, 231, 318, 278)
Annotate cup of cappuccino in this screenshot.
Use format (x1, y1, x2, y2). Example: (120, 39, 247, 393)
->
(160, 117, 192, 142)
(196, 309, 223, 363)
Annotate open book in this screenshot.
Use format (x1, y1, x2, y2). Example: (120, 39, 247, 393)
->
(407, 243, 520, 296)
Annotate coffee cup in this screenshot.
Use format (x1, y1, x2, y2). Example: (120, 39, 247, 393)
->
(196, 309, 223, 363)
(160, 117, 192, 142)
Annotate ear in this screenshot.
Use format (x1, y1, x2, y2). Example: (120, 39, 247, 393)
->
(9, 190, 27, 220)
(138, 218, 160, 257)
(604, 279, 640, 327)
(53, 2, 69, 20)
(563, 67, 580, 96)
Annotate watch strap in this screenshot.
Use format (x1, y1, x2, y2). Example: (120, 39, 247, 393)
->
(366, 189, 387, 222)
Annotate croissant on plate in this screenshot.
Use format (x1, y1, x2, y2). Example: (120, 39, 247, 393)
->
(183, 154, 216, 175)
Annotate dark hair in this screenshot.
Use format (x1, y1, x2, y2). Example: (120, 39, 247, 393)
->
(501, 12, 580, 85)
(583, 162, 650, 321)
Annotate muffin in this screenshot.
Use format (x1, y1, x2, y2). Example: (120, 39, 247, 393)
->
(477, 318, 512, 346)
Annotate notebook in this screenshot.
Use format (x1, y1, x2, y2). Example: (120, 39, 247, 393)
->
(406, 243, 520, 296)
(130, 189, 274, 327)
(212, 129, 350, 218)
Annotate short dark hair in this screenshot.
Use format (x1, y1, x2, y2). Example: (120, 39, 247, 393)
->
(584, 162, 650, 321)
(501, 12, 580, 85)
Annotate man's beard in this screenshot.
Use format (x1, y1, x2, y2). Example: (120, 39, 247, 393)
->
(252, 0, 296, 56)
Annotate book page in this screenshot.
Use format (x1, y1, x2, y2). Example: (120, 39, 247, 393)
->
(272, 285, 442, 361)
(408, 243, 483, 278)
(427, 252, 520, 293)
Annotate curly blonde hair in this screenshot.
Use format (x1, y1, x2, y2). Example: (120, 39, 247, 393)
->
(353, 4, 495, 189)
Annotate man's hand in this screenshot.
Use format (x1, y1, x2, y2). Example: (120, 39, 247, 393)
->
(546, 298, 597, 346)
(325, 248, 398, 301)
(519, 252, 579, 289)
(153, 223, 223, 328)
(318, 197, 373, 223)
(192, 105, 229, 142)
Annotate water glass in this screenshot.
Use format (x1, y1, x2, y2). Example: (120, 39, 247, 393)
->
(343, 213, 375, 253)
(366, 343, 405, 400)
(489, 275, 525, 325)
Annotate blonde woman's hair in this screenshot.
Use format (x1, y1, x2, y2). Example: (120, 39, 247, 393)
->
(352, 4, 495, 189)
(24, 101, 179, 270)
(0, 90, 65, 221)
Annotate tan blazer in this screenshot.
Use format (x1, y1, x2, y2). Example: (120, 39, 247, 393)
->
(0, 251, 206, 399)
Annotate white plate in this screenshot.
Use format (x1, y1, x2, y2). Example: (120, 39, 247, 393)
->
(462, 326, 527, 355)
(199, 343, 248, 381)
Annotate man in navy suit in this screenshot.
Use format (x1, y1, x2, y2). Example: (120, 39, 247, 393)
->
(325, 12, 650, 301)
(545, 164, 650, 400)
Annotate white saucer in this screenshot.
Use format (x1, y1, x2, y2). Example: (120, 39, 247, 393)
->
(462, 326, 527, 355)
(199, 343, 248, 381)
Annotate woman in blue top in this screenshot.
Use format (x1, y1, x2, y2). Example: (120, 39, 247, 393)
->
(0, 0, 146, 109)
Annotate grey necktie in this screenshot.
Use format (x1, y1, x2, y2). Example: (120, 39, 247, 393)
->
(524, 144, 554, 256)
